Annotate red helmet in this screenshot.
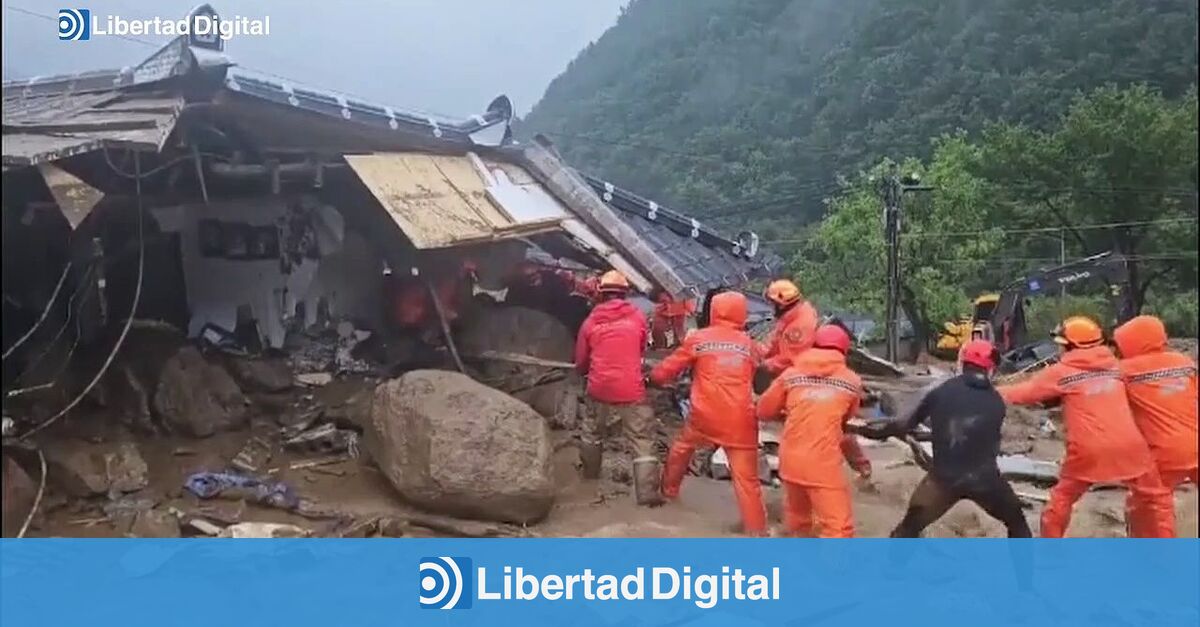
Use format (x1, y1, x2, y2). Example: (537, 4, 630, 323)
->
(812, 325, 852, 354)
(959, 339, 998, 370)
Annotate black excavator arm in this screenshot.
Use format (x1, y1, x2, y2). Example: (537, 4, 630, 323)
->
(988, 251, 1134, 352)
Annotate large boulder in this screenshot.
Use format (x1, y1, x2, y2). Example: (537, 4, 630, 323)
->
(365, 370, 554, 524)
(458, 306, 576, 422)
(153, 346, 248, 437)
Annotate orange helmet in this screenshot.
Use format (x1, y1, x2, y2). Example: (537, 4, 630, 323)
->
(765, 279, 801, 307)
(1052, 316, 1104, 348)
(598, 270, 630, 293)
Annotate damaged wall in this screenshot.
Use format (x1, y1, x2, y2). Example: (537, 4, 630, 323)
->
(151, 196, 383, 349)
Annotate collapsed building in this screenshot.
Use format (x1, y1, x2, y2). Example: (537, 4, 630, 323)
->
(1, 5, 779, 440)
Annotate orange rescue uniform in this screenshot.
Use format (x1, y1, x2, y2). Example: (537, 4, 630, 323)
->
(761, 300, 870, 477)
(1113, 316, 1199, 488)
(761, 300, 819, 375)
(651, 292, 766, 534)
(756, 347, 862, 537)
(998, 345, 1175, 538)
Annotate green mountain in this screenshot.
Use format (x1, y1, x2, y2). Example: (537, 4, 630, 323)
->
(521, 0, 1198, 228)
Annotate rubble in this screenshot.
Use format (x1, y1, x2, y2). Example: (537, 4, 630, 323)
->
(219, 522, 312, 538)
(103, 496, 158, 532)
(295, 373, 333, 387)
(230, 436, 273, 474)
(287, 324, 376, 377)
(105, 442, 150, 495)
(154, 346, 249, 437)
(129, 508, 181, 538)
(283, 423, 360, 457)
(365, 369, 555, 524)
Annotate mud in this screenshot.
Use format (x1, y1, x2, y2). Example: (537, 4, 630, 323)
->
(11, 367, 1197, 539)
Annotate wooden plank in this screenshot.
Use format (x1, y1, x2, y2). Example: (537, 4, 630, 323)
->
(464, 350, 576, 370)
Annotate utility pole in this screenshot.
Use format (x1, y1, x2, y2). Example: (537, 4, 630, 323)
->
(881, 171, 902, 363)
(1059, 229, 1066, 301)
(880, 166, 933, 363)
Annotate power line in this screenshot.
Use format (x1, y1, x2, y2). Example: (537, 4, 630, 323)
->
(762, 217, 1200, 244)
(4, 4, 468, 122)
(20, 152, 148, 440)
(5, 5, 161, 47)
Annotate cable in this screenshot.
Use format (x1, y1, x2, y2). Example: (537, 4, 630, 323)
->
(4, 4, 469, 123)
(5, 5, 160, 47)
(762, 217, 1200, 244)
(7, 264, 97, 391)
(16, 448, 47, 538)
(1, 262, 73, 361)
(901, 217, 1199, 239)
(20, 152, 147, 441)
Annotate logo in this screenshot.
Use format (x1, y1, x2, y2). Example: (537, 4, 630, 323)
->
(1056, 270, 1092, 285)
(58, 9, 90, 40)
(419, 557, 472, 610)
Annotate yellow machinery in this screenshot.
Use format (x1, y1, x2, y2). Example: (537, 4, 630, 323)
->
(934, 293, 999, 357)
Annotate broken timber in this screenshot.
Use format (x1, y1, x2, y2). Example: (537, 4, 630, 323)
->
(464, 350, 576, 370)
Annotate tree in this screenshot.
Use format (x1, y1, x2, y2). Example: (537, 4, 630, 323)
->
(976, 85, 1199, 312)
(796, 136, 1005, 348)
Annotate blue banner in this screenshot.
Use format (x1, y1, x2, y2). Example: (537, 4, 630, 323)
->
(1, 539, 1197, 626)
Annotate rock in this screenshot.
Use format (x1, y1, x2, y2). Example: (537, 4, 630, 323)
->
(2, 455, 38, 537)
(365, 369, 554, 524)
(130, 509, 180, 538)
(458, 306, 575, 418)
(153, 346, 248, 437)
(105, 442, 149, 494)
(219, 522, 311, 538)
(41, 439, 147, 499)
(226, 358, 294, 393)
(43, 442, 109, 496)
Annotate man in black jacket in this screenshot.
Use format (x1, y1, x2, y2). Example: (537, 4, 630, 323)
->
(860, 339, 1032, 538)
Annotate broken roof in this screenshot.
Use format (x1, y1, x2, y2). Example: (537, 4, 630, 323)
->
(2, 4, 779, 297)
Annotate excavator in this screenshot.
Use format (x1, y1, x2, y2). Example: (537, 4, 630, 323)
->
(935, 251, 1136, 371)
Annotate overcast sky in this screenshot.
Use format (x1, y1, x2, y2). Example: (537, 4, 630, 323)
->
(1, 0, 628, 117)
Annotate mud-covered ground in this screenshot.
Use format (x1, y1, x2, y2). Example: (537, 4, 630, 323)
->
(12, 367, 1196, 539)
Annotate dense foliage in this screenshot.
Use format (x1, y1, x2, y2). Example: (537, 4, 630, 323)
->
(523, 0, 1199, 340)
(523, 0, 1197, 224)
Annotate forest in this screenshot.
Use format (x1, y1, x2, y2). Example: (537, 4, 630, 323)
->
(521, 0, 1199, 340)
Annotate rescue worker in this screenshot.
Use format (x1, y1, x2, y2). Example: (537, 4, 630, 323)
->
(574, 270, 661, 506)
(956, 323, 992, 372)
(998, 316, 1175, 538)
(760, 279, 872, 480)
(861, 340, 1032, 537)
(1113, 315, 1198, 492)
(650, 291, 767, 535)
(650, 289, 695, 349)
(756, 324, 862, 537)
